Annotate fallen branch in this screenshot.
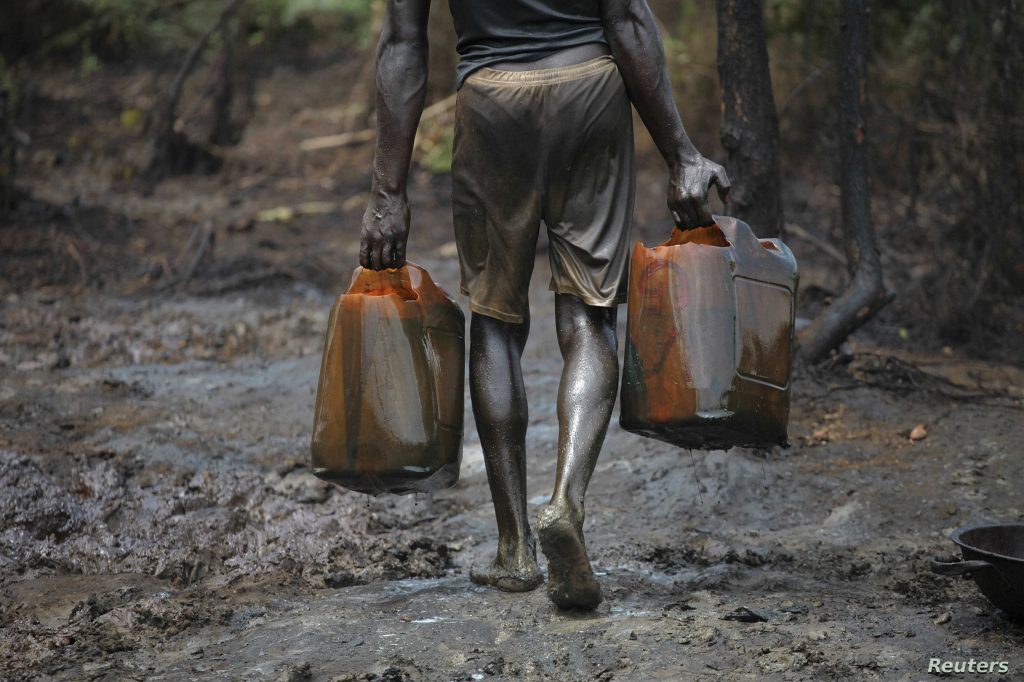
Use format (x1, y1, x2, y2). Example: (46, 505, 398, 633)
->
(63, 237, 88, 286)
(153, 222, 215, 291)
(785, 223, 847, 264)
(779, 61, 832, 118)
(182, 222, 215, 283)
(299, 129, 375, 152)
(300, 93, 457, 152)
(421, 93, 458, 120)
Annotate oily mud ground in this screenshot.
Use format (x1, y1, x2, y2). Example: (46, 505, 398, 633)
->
(2, 63, 1024, 680)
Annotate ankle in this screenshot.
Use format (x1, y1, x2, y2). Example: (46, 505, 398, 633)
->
(497, 534, 537, 562)
(546, 495, 585, 526)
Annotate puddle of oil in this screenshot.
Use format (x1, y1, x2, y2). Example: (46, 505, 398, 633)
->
(310, 264, 465, 495)
(620, 216, 798, 450)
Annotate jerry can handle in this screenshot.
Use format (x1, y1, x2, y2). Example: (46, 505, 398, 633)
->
(348, 265, 420, 301)
(669, 169, 730, 231)
(670, 210, 719, 233)
(660, 221, 731, 249)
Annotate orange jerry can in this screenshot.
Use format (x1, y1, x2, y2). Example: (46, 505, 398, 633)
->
(619, 216, 798, 449)
(310, 263, 465, 495)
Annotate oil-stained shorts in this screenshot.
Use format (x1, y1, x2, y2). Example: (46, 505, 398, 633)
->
(452, 55, 636, 324)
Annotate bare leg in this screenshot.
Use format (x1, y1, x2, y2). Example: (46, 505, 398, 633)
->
(468, 311, 543, 592)
(538, 294, 619, 609)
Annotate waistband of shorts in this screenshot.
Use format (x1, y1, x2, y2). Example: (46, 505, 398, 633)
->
(466, 55, 617, 87)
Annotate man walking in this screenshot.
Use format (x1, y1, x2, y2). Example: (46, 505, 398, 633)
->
(360, 0, 730, 609)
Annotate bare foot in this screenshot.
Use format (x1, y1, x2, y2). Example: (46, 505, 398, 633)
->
(469, 541, 543, 592)
(537, 504, 602, 610)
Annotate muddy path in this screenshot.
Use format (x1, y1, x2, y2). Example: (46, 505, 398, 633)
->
(2, 63, 1023, 680)
(2, 262, 1022, 680)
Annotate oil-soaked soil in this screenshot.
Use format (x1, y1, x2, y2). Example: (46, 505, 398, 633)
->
(1, 62, 1023, 681)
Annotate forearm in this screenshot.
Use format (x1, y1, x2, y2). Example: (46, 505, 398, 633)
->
(370, 29, 428, 198)
(602, 1, 699, 170)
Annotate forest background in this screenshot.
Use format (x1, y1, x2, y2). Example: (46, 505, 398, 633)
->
(2, 0, 1021, 360)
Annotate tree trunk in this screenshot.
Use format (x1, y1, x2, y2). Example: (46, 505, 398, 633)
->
(797, 0, 890, 362)
(980, 0, 1024, 296)
(715, 0, 783, 237)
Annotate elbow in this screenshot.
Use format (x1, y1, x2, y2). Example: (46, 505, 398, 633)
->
(377, 29, 428, 84)
(623, 0, 652, 26)
(375, 32, 428, 101)
(604, 1, 657, 52)
(379, 20, 428, 58)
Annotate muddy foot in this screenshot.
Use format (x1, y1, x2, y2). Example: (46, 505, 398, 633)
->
(470, 551, 543, 593)
(537, 505, 601, 610)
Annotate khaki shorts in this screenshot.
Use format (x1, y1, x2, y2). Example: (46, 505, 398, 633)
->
(452, 55, 636, 324)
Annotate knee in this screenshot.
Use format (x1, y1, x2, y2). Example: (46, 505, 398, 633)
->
(471, 312, 530, 359)
(555, 297, 617, 354)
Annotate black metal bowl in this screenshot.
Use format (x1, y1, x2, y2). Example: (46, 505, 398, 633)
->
(931, 523, 1024, 621)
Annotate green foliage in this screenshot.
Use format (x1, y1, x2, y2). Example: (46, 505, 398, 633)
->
(274, 0, 375, 26)
(763, 0, 839, 62)
(246, 0, 381, 50)
(418, 126, 454, 175)
(2, 0, 380, 66)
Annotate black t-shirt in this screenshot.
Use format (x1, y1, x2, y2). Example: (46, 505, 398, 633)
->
(448, 0, 608, 88)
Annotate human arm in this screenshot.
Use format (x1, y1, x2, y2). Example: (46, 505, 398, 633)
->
(599, 0, 731, 228)
(359, 0, 431, 270)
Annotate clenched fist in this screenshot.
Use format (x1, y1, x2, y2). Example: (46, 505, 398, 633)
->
(359, 191, 410, 271)
(667, 155, 731, 230)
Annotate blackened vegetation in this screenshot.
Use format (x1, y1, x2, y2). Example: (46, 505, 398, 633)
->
(927, 0, 1024, 346)
(715, 0, 784, 238)
(144, 0, 246, 183)
(0, 198, 151, 292)
(797, 0, 891, 362)
(976, 2, 1024, 321)
(208, 20, 244, 147)
(0, 1, 96, 212)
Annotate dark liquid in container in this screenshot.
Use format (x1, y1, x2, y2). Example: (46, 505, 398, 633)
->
(620, 216, 799, 449)
(310, 264, 465, 495)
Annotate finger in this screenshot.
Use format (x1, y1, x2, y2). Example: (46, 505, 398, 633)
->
(678, 201, 701, 230)
(668, 199, 689, 229)
(670, 209, 685, 229)
(671, 202, 690, 229)
(394, 240, 407, 269)
(713, 168, 732, 204)
(372, 242, 386, 271)
(359, 238, 370, 269)
(691, 195, 715, 227)
(381, 242, 395, 270)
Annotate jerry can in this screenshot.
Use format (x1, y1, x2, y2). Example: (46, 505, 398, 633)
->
(620, 216, 798, 449)
(310, 263, 465, 494)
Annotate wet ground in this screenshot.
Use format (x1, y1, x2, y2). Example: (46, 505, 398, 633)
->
(2, 62, 1023, 680)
